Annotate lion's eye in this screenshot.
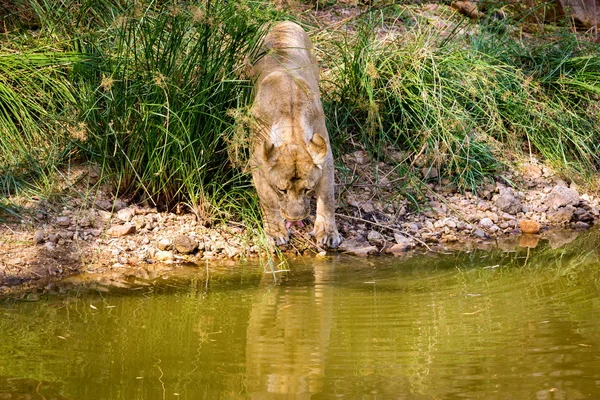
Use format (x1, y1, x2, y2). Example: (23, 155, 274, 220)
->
(277, 187, 287, 195)
(305, 188, 314, 195)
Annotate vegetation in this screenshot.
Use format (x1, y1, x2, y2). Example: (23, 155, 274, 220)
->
(320, 5, 600, 191)
(1, 0, 599, 221)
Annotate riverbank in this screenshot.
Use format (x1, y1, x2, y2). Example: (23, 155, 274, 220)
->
(1, 151, 598, 297)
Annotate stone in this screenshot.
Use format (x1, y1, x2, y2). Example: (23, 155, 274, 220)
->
(113, 199, 128, 211)
(79, 216, 93, 228)
(546, 185, 579, 209)
(444, 219, 457, 229)
(94, 199, 112, 210)
(546, 205, 575, 224)
(33, 229, 45, 244)
(573, 208, 595, 223)
(367, 230, 385, 247)
(117, 207, 136, 222)
(519, 219, 540, 234)
(405, 223, 420, 232)
(173, 234, 198, 254)
(495, 189, 522, 215)
(434, 220, 445, 229)
(386, 243, 409, 255)
(155, 250, 174, 262)
(394, 233, 413, 246)
(56, 216, 71, 227)
(107, 224, 136, 237)
(157, 238, 173, 251)
(339, 239, 378, 257)
(479, 218, 494, 228)
(473, 229, 488, 239)
(361, 202, 375, 213)
(574, 221, 590, 230)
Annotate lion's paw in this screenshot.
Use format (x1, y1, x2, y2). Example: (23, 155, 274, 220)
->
(312, 228, 343, 249)
(265, 224, 290, 246)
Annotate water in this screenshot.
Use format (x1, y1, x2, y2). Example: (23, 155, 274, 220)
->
(2, 231, 600, 399)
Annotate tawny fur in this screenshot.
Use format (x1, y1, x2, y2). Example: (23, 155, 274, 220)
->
(249, 21, 342, 248)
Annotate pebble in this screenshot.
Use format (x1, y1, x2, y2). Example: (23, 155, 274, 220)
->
(519, 219, 540, 234)
(155, 250, 174, 262)
(479, 218, 494, 228)
(33, 229, 45, 244)
(173, 234, 198, 254)
(56, 216, 71, 227)
(117, 207, 136, 222)
(107, 224, 136, 237)
(386, 243, 409, 255)
(157, 238, 173, 251)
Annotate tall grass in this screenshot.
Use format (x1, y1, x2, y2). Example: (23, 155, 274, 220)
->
(2, 0, 600, 224)
(0, 50, 85, 197)
(320, 8, 600, 191)
(76, 1, 279, 217)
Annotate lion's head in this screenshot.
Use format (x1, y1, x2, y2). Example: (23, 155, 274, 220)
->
(257, 133, 328, 223)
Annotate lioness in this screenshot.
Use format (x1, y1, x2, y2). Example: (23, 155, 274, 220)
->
(249, 21, 342, 248)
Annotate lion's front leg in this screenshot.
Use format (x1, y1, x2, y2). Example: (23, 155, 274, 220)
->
(312, 164, 343, 248)
(252, 172, 289, 246)
(261, 204, 289, 246)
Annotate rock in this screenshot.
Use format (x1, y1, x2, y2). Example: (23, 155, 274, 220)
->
(94, 199, 113, 210)
(48, 234, 59, 244)
(546, 185, 579, 209)
(33, 229, 45, 244)
(79, 216, 93, 228)
(479, 218, 494, 228)
(434, 220, 445, 229)
(546, 205, 575, 224)
(574, 221, 590, 230)
(113, 199, 128, 211)
(173, 234, 198, 254)
(157, 238, 173, 251)
(56, 216, 71, 227)
(522, 163, 542, 179)
(519, 219, 540, 234)
(339, 239, 378, 256)
(361, 202, 375, 213)
(456, 221, 470, 231)
(405, 222, 420, 232)
(117, 207, 136, 222)
(394, 233, 413, 246)
(473, 229, 488, 239)
(155, 250, 174, 262)
(386, 243, 409, 255)
(367, 230, 385, 247)
(573, 208, 595, 223)
(107, 224, 136, 237)
(441, 233, 459, 243)
(444, 219, 457, 229)
(495, 189, 522, 214)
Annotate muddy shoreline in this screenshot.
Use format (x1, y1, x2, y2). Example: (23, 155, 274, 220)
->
(1, 154, 598, 298)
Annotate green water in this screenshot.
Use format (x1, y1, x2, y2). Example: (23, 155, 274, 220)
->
(2, 231, 600, 399)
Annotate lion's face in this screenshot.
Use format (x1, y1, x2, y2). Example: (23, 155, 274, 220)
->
(259, 140, 326, 222)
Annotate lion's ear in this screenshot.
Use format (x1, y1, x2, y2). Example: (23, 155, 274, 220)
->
(259, 139, 276, 165)
(308, 133, 327, 168)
